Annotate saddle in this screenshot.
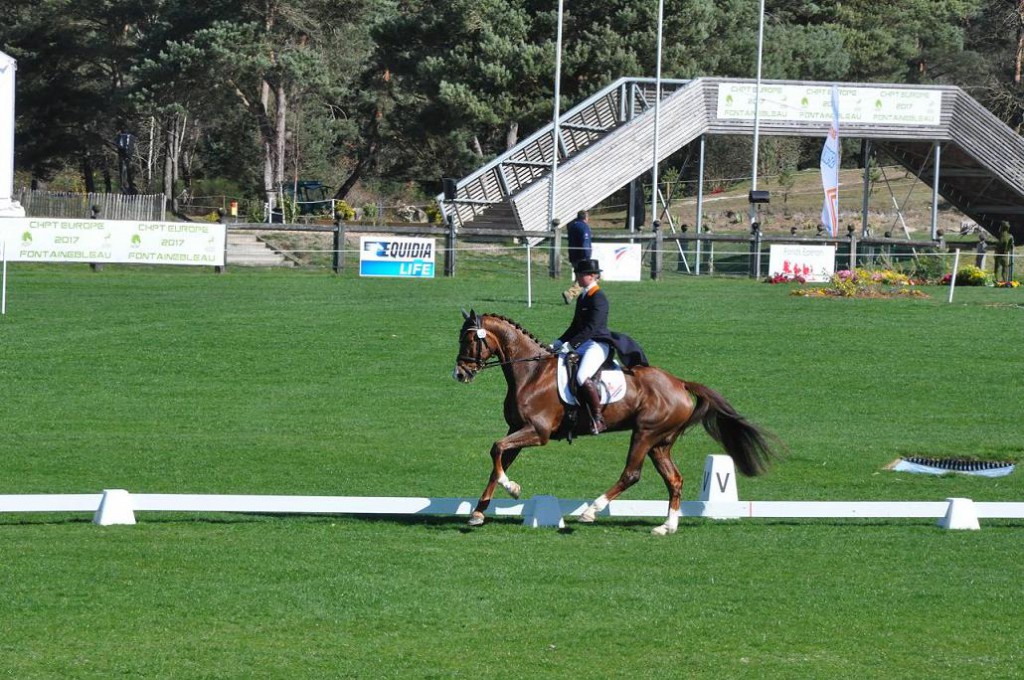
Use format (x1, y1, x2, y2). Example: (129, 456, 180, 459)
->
(556, 354, 627, 406)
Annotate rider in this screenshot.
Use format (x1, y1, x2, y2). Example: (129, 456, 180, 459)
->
(551, 258, 647, 435)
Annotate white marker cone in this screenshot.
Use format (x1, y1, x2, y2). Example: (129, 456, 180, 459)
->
(698, 455, 739, 502)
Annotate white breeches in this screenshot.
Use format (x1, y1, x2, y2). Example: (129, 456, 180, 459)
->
(576, 340, 610, 385)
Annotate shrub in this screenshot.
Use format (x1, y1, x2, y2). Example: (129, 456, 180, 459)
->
(334, 201, 356, 221)
(424, 200, 443, 224)
(954, 265, 991, 286)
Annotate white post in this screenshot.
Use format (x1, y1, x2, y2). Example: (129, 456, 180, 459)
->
(526, 243, 533, 308)
(650, 0, 665, 228)
(748, 0, 766, 227)
(546, 0, 564, 230)
(0, 51, 25, 217)
(695, 135, 706, 275)
(2, 239, 6, 316)
(948, 249, 960, 303)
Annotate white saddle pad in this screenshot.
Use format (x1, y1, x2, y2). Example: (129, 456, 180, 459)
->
(556, 355, 627, 405)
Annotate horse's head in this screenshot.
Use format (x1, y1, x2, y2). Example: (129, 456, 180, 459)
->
(453, 309, 498, 383)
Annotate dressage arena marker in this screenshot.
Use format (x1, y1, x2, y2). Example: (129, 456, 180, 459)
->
(2, 457, 1021, 530)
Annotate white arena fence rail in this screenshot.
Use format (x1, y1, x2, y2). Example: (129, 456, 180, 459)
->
(2, 457, 1020, 531)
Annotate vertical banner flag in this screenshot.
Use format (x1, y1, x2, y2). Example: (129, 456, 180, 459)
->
(820, 84, 840, 237)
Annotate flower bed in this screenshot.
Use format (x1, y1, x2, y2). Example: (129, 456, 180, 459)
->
(786, 268, 929, 298)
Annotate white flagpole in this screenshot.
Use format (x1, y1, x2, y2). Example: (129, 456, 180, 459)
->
(547, 0, 564, 229)
(2, 239, 7, 316)
(749, 0, 766, 227)
(526, 243, 533, 308)
(650, 0, 665, 228)
(540, 0, 564, 306)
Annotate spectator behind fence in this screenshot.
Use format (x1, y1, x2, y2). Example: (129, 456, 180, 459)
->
(562, 210, 592, 304)
(994, 221, 1015, 282)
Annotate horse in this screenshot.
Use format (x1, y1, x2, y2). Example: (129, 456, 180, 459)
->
(452, 310, 780, 535)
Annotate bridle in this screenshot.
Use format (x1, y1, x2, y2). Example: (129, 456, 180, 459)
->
(458, 327, 551, 372)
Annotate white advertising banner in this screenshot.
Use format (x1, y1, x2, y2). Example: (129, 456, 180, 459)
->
(717, 83, 942, 127)
(0, 218, 225, 266)
(359, 236, 435, 278)
(591, 242, 642, 282)
(768, 244, 836, 282)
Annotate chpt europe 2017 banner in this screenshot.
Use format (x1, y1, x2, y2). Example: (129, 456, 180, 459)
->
(0, 218, 225, 266)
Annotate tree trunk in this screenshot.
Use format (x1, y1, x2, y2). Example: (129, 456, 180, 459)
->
(147, 116, 155, 188)
(262, 81, 275, 209)
(1016, 11, 1024, 85)
(333, 143, 377, 201)
(82, 154, 96, 193)
(164, 123, 175, 211)
(275, 82, 287, 193)
(506, 121, 519, 151)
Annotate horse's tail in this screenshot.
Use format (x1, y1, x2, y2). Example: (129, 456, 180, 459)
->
(684, 382, 779, 477)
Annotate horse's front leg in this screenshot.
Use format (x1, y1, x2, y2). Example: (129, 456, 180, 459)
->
(469, 425, 544, 527)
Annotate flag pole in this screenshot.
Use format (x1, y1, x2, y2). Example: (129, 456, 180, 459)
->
(2, 239, 7, 316)
(541, 0, 564, 298)
(650, 0, 665, 229)
(749, 0, 766, 228)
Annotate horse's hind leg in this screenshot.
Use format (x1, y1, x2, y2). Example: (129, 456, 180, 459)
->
(648, 445, 683, 536)
(578, 429, 655, 523)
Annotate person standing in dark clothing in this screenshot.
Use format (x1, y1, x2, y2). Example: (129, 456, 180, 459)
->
(994, 221, 1015, 282)
(563, 210, 592, 304)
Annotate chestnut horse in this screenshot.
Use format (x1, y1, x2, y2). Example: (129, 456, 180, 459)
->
(452, 310, 779, 535)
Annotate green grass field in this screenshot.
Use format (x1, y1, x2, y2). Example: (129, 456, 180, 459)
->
(1, 262, 1022, 678)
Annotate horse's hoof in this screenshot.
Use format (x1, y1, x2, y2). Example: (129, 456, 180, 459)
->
(506, 481, 521, 499)
(651, 524, 676, 536)
(467, 512, 485, 527)
(577, 510, 596, 523)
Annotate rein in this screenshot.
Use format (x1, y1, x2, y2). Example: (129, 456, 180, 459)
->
(457, 353, 551, 371)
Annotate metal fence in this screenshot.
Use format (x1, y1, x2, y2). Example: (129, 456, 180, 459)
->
(254, 221, 1024, 281)
(17, 189, 166, 222)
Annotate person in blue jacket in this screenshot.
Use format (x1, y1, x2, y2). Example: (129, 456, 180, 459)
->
(562, 210, 592, 303)
(552, 258, 648, 434)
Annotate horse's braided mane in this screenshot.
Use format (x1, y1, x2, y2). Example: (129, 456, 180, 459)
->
(481, 313, 554, 353)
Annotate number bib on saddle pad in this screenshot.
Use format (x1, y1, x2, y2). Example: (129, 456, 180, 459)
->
(556, 355, 628, 406)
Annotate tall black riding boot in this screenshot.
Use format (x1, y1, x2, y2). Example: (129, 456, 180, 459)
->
(580, 378, 607, 435)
